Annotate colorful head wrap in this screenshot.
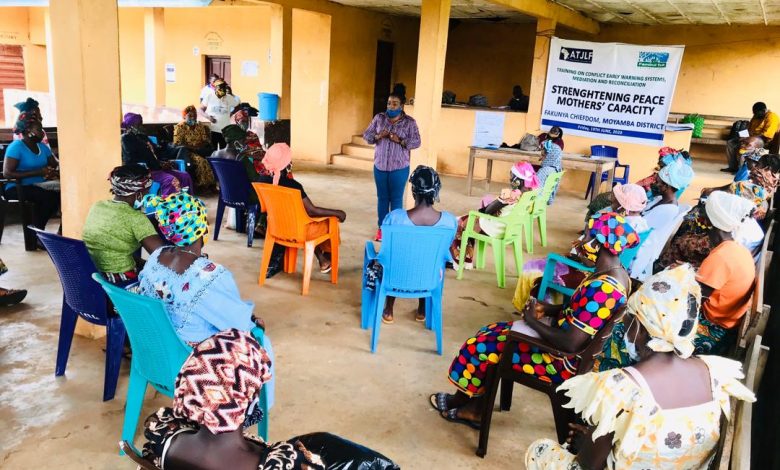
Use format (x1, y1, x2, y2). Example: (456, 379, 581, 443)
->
(14, 97, 39, 113)
(146, 190, 209, 246)
(173, 329, 271, 434)
(108, 166, 152, 197)
(705, 190, 755, 233)
(657, 157, 694, 190)
(586, 212, 640, 255)
(541, 140, 562, 169)
(409, 165, 442, 202)
(262, 143, 292, 185)
(627, 264, 701, 358)
(729, 181, 767, 209)
(12, 112, 33, 135)
(612, 183, 648, 212)
(510, 162, 540, 189)
(743, 148, 769, 162)
(122, 112, 143, 129)
(182, 105, 197, 118)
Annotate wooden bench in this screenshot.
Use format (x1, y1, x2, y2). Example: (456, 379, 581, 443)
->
(667, 113, 747, 146)
(736, 219, 774, 350)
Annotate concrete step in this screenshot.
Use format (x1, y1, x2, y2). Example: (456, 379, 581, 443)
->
(330, 153, 374, 171)
(341, 143, 375, 159)
(351, 134, 371, 146)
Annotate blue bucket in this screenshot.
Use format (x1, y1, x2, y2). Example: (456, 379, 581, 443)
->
(258, 93, 280, 121)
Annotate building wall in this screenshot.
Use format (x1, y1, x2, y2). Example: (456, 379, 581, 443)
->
(118, 9, 146, 104)
(0, 8, 29, 45)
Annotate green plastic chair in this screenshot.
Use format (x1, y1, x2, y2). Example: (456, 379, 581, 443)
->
(528, 171, 565, 253)
(92, 274, 269, 453)
(456, 189, 538, 288)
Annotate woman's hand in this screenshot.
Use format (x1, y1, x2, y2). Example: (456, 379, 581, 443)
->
(43, 167, 59, 180)
(335, 210, 347, 223)
(521, 298, 546, 320)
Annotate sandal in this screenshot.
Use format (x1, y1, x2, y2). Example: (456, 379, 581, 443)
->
(319, 262, 332, 274)
(429, 393, 454, 412)
(439, 408, 481, 430)
(381, 311, 394, 324)
(0, 288, 27, 307)
(415, 311, 426, 322)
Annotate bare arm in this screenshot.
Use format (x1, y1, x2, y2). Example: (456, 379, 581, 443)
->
(140, 234, 165, 255)
(302, 196, 346, 222)
(572, 424, 612, 470)
(3, 157, 45, 179)
(524, 314, 591, 354)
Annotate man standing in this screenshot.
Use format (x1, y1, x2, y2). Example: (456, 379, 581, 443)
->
(724, 101, 779, 172)
(201, 79, 240, 149)
(199, 73, 220, 104)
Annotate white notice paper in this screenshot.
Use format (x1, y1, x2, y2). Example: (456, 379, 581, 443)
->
(165, 63, 176, 83)
(241, 60, 259, 77)
(738, 129, 749, 138)
(472, 111, 505, 148)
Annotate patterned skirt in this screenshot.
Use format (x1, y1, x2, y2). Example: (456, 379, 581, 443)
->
(448, 321, 577, 396)
(190, 154, 216, 189)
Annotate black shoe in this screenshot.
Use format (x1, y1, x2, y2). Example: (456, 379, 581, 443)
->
(266, 263, 282, 279)
(0, 289, 28, 307)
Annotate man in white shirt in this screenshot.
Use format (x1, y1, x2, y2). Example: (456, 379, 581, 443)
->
(201, 79, 240, 148)
(199, 73, 219, 104)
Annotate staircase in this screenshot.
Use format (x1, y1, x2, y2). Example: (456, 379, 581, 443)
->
(330, 134, 375, 171)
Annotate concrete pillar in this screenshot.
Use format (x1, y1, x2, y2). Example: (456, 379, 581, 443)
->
(269, 4, 292, 120)
(144, 7, 166, 107)
(525, 18, 556, 132)
(410, 0, 451, 176)
(49, 0, 122, 338)
(44, 9, 55, 98)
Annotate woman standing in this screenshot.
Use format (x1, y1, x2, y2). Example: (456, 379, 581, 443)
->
(535, 140, 564, 204)
(363, 93, 421, 241)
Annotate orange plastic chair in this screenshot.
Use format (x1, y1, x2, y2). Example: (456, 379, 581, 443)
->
(253, 183, 340, 295)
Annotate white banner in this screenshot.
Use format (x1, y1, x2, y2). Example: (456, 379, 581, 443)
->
(541, 37, 684, 146)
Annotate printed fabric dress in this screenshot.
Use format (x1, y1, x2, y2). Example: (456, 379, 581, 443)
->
(525, 355, 755, 470)
(448, 273, 627, 394)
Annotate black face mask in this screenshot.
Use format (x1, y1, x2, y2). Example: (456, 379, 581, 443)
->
(27, 133, 43, 144)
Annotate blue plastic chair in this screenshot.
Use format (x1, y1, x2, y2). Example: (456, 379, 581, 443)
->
(32, 228, 126, 402)
(92, 274, 269, 450)
(538, 228, 652, 301)
(585, 145, 630, 200)
(361, 224, 455, 355)
(208, 157, 259, 247)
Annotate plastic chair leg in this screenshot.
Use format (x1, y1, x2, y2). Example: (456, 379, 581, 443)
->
(55, 300, 78, 377)
(432, 293, 443, 355)
(539, 212, 548, 247)
(585, 173, 596, 200)
(512, 239, 523, 276)
(492, 242, 505, 288)
(424, 296, 433, 330)
(213, 199, 225, 241)
(284, 248, 298, 273)
(361, 286, 376, 330)
(301, 241, 316, 296)
(103, 316, 127, 401)
(329, 232, 339, 285)
(525, 220, 534, 254)
(246, 206, 257, 248)
(476, 240, 488, 270)
(120, 366, 148, 455)
(258, 237, 276, 286)
(370, 291, 388, 353)
(538, 257, 558, 302)
(456, 234, 471, 280)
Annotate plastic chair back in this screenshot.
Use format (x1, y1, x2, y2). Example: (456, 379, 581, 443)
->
(208, 158, 253, 208)
(590, 145, 619, 158)
(533, 171, 564, 214)
(378, 225, 454, 293)
(253, 183, 310, 242)
(34, 229, 108, 325)
(93, 274, 191, 392)
(503, 190, 538, 240)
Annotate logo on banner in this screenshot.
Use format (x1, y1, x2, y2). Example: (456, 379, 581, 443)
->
(637, 52, 669, 68)
(559, 47, 593, 64)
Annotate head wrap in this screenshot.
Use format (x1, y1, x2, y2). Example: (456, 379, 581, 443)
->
(627, 264, 701, 358)
(221, 124, 246, 145)
(173, 329, 271, 434)
(14, 97, 39, 113)
(705, 190, 755, 233)
(541, 140, 562, 169)
(586, 212, 640, 255)
(146, 190, 209, 246)
(657, 157, 694, 190)
(108, 166, 152, 197)
(122, 112, 143, 129)
(743, 148, 769, 162)
(409, 165, 442, 202)
(182, 105, 197, 119)
(729, 181, 767, 209)
(510, 162, 540, 189)
(12, 112, 32, 134)
(262, 143, 292, 185)
(612, 183, 648, 212)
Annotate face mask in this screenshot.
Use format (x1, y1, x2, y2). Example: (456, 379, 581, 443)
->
(28, 133, 43, 143)
(238, 121, 249, 131)
(133, 197, 144, 210)
(581, 238, 600, 262)
(623, 318, 641, 362)
(186, 118, 196, 126)
(386, 108, 401, 118)
(216, 88, 227, 98)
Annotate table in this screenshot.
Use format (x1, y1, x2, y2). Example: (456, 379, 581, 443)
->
(466, 146, 616, 203)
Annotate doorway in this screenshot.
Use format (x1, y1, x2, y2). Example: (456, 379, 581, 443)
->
(205, 55, 231, 85)
(372, 41, 394, 116)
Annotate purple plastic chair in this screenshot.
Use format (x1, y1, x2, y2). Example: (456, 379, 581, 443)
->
(32, 228, 126, 401)
(585, 145, 630, 200)
(207, 157, 259, 247)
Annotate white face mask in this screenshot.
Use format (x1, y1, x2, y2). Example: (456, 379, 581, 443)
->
(133, 196, 144, 210)
(623, 318, 641, 362)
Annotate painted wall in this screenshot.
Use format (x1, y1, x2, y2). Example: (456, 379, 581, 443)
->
(118, 9, 146, 105)
(442, 21, 536, 107)
(0, 8, 29, 45)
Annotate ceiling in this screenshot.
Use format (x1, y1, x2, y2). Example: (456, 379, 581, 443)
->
(551, 0, 780, 25)
(327, 0, 780, 25)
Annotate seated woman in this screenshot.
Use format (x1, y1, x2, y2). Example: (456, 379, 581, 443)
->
(537, 126, 564, 150)
(121, 112, 194, 197)
(142, 328, 399, 470)
(173, 105, 216, 191)
(138, 190, 262, 345)
(259, 143, 346, 274)
(2, 117, 61, 233)
(526, 265, 755, 470)
(377, 166, 457, 324)
(83, 166, 164, 285)
(450, 162, 539, 269)
(583, 183, 648, 231)
(430, 213, 637, 429)
(702, 149, 779, 199)
(730, 137, 766, 182)
(536, 140, 563, 204)
(0, 258, 27, 307)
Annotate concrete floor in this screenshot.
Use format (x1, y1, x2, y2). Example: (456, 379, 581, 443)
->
(0, 157, 731, 469)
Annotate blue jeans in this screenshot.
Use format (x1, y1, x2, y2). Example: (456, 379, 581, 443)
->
(374, 166, 410, 227)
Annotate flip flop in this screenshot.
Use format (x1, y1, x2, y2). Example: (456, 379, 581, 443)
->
(381, 312, 394, 324)
(319, 263, 332, 274)
(429, 393, 453, 412)
(439, 409, 481, 430)
(415, 311, 426, 322)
